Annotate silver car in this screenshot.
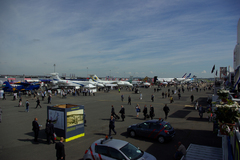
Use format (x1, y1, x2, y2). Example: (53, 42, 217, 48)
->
(83, 136, 156, 160)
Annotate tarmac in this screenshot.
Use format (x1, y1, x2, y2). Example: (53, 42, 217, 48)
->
(0, 85, 222, 160)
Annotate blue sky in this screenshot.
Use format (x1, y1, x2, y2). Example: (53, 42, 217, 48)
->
(0, 0, 239, 78)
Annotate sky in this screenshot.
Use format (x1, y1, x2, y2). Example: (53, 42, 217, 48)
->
(0, 0, 240, 78)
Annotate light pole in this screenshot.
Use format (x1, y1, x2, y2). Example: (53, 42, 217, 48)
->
(87, 67, 88, 78)
(110, 70, 111, 78)
(53, 64, 56, 72)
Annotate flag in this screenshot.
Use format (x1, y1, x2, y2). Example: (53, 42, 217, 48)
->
(211, 65, 215, 73)
(215, 70, 218, 76)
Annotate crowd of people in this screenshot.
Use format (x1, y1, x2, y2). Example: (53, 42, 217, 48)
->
(1, 81, 213, 160)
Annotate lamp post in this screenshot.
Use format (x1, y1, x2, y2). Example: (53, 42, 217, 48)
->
(53, 64, 56, 72)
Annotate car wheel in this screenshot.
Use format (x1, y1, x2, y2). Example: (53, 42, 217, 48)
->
(158, 136, 165, 143)
(129, 130, 136, 137)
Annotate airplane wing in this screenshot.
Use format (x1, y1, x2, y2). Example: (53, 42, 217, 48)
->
(14, 82, 31, 86)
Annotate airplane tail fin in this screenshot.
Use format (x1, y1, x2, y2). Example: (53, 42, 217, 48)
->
(90, 75, 100, 82)
(50, 73, 61, 81)
(3, 81, 12, 88)
(142, 76, 149, 82)
(182, 73, 187, 78)
(186, 73, 191, 79)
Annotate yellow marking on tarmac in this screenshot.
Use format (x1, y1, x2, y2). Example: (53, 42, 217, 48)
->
(185, 105, 194, 107)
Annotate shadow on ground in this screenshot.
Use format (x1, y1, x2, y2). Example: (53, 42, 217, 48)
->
(169, 110, 191, 118)
(144, 129, 221, 160)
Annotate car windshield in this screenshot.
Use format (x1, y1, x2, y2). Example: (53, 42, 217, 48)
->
(120, 143, 143, 159)
(164, 123, 172, 130)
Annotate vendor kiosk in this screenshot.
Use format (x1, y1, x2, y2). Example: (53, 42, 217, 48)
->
(47, 104, 84, 142)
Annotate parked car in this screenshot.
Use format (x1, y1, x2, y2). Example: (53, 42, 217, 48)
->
(127, 119, 175, 143)
(83, 136, 156, 160)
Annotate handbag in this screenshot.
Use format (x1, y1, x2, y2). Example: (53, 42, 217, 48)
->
(53, 133, 57, 140)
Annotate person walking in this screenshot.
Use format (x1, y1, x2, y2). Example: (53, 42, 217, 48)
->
(128, 96, 131, 105)
(143, 105, 148, 120)
(45, 119, 55, 144)
(190, 94, 194, 103)
(18, 97, 22, 107)
(121, 94, 124, 102)
(151, 94, 154, 102)
(139, 93, 142, 100)
(195, 100, 198, 110)
(170, 96, 174, 103)
(41, 92, 45, 101)
(111, 105, 119, 119)
(55, 137, 65, 160)
(109, 116, 117, 136)
(35, 98, 42, 108)
(163, 104, 170, 120)
(32, 117, 40, 142)
(119, 105, 125, 121)
(198, 105, 204, 118)
(178, 92, 181, 99)
(149, 105, 154, 120)
(135, 104, 140, 118)
(48, 94, 52, 104)
(26, 100, 30, 112)
(162, 92, 164, 98)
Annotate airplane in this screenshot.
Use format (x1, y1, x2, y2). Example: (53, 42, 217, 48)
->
(50, 73, 104, 89)
(156, 77, 175, 83)
(184, 74, 195, 82)
(174, 73, 191, 82)
(131, 76, 151, 87)
(2, 81, 40, 92)
(90, 75, 133, 87)
(157, 73, 190, 83)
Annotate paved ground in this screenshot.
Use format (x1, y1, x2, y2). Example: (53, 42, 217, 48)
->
(0, 85, 221, 160)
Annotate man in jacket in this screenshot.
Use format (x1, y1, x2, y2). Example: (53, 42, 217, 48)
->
(163, 104, 170, 120)
(128, 96, 131, 105)
(109, 116, 116, 136)
(119, 105, 125, 121)
(46, 119, 55, 144)
(143, 105, 148, 120)
(35, 98, 42, 108)
(32, 117, 40, 142)
(55, 137, 65, 160)
(149, 105, 154, 120)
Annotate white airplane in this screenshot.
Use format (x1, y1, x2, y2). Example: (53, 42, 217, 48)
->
(157, 73, 189, 83)
(156, 78, 175, 83)
(174, 73, 192, 82)
(131, 76, 151, 87)
(90, 75, 133, 87)
(50, 73, 104, 89)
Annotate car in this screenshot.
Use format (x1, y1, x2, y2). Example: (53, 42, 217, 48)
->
(127, 119, 175, 143)
(83, 136, 156, 160)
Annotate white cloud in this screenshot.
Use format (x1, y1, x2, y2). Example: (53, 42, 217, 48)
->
(201, 70, 207, 73)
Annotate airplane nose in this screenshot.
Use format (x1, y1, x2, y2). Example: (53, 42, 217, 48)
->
(98, 84, 104, 87)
